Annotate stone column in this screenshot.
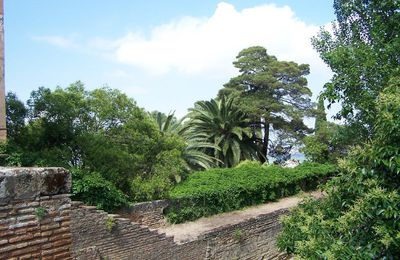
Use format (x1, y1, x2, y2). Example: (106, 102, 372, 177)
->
(0, 0, 6, 141)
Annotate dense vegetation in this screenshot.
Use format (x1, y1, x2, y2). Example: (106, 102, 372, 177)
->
(277, 0, 400, 258)
(218, 46, 314, 163)
(3, 43, 321, 211)
(166, 162, 336, 223)
(3, 84, 188, 209)
(3, 2, 398, 255)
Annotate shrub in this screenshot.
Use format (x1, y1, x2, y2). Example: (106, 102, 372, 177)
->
(71, 168, 128, 212)
(165, 162, 336, 223)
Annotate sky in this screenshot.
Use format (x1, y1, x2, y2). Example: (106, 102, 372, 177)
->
(5, 0, 336, 118)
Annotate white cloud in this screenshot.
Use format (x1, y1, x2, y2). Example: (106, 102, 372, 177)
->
(29, 2, 336, 119)
(32, 35, 79, 49)
(112, 2, 331, 80)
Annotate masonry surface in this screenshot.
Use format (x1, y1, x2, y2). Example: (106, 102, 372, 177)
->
(0, 168, 72, 259)
(0, 168, 296, 259)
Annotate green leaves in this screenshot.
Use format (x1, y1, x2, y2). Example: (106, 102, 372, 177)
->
(313, 0, 400, 136)
(6, 82, 191, 206)
(166, 162, 336, 223)
(71, 168, 128, 212)
(219, 46, 314, 161)
(185, 96, 259, 167)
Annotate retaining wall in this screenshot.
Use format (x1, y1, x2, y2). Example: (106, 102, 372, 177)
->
(0, 167, 289, 259)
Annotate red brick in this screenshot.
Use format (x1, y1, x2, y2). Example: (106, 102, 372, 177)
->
(0, 229, 14, 238)
(10, 245, 40, 257)
(41, 230, 53, 237)
(53, 251, 72, 259)
(9, 233, 33, 243)
(27, 237, 48, 246)
(42, 245, 69, 256)
(40, 223, 60, 231)
(49, 232, 71, 242)
(60, 221, 71, 227)
(52, 227, 69, 235)
(53, 238, 71, 247)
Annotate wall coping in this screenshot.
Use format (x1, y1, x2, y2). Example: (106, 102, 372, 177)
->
(0, 167, 70, 204)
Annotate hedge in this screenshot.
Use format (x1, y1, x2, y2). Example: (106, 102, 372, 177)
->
(165, 161, 336, 223)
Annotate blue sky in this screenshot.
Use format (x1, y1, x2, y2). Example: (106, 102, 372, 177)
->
(6, 1, 335, 118)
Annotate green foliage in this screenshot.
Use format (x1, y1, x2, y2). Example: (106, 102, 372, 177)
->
(105, 216, 116, 232)
(185, 97, 259, 167)
(71, 168, 128, 212)
(6, 83, 188, 207)
(312, 0, 400, 137)
(6, 92, 28, 138)
(219, 46, 314, 162)
(130, 148, 188, 202)
(149, 111, 218, 171)
(234, 229, 243, 241)
(278, 1, 400, 257)
(277, 77, 400, 258)
(35, 207, 47, 221)
(302, 94, 367, 164)
(301, 121, 347, 164)
(166, 162, 336, 223)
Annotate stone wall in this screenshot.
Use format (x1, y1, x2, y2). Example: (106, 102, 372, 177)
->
(71, 201, 286, 259)
(117, 199, 170, 229)
(0, 167, 289, 259)
(70, 202, 207, 260)
(0, 168, 72, 259)
(201, 209, 287, 259)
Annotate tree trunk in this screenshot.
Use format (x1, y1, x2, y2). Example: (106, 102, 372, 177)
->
(262, 122, 269, 163)
(257, 118, 269, 163)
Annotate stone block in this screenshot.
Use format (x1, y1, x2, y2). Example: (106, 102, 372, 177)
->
(0, 168, 70, 204)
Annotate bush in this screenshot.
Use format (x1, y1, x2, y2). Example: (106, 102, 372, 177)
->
(130, 148, 188, 202)
(165, 162, 336, 223)
(277, 79, 400, 259)
(71, 168, 128, 212)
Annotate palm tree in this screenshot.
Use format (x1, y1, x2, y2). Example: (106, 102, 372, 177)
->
(185, 97, 260, 167)
(149, 111, 219, 171)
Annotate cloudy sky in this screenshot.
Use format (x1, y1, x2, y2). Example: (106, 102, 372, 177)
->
(6, 0, 335, 118)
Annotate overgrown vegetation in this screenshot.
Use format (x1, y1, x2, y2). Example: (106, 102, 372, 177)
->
(71, 168, 128, 212)
(166, 162, 336, 223)
(4, 84, 187, 211)
(35, 207, 47, 221)
(219, 46, 314, 162)
(277, 0, 400, 258)
(3, 44, 319, 212)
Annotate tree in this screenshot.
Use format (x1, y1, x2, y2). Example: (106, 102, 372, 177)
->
(8, 82, 188, 207)
(219, 46, 313, 162)
(314, 95, 327, 132)
(278, 1, 400, 257)
(278, 77, 400, 258)
(149, 111, 219, 171)
(185, 97, 259, 167)
(312, 0, 400, 138)
(301, 96, 347, 163)
(6, 92, 27, 138)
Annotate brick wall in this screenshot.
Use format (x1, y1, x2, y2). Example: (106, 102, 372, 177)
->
(0, 167, 289, 259)
(117, 199, 170, 229)
(70, 202, 207, 260)
(201, 209, 287, 259)
(71, 202, 287, 259)
(0, 168, 72, 259)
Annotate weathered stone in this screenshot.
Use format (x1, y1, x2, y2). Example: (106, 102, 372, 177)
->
(0, 168, 72, 259)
